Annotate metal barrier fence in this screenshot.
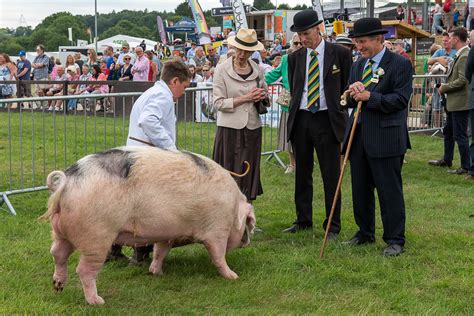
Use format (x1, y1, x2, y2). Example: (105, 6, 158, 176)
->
(408, 74, 447, 135)
(0, 85, 284, 215)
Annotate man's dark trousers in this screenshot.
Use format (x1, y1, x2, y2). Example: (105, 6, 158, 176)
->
(350, 128, 406, 246)
(292, 110, 341, 233)
(469, 109, 474, 175)
(443, 110, 470, 170)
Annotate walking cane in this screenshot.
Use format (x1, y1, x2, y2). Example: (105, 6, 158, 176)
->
(319, 92, 363, 258)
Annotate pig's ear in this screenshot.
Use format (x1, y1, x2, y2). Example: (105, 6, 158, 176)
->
(246, 205, 256, 236)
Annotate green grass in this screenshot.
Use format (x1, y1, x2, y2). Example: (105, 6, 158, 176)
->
(0, 112, 473, 314)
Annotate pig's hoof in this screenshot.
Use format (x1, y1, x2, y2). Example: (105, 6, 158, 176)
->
(53, 278, 65, 292)
(222, 270, 239, 280)
(86, 295, 105, 305)
(148, 263, 163, 276)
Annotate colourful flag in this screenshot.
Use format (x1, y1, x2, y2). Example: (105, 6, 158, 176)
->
(188, 0, 210, 35)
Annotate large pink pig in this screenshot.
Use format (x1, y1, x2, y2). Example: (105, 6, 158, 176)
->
(41, 147, 256, 305)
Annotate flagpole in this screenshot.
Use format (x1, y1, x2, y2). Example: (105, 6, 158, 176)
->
(94, 0, 98, 52)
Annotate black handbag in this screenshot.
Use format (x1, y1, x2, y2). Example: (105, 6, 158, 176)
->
(255, 75, 269, 115)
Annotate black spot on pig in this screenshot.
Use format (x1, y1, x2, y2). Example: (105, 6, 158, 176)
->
(94, 149, 136, 178)
(65, 163, 82, 177)
(182, 151, 210, 173)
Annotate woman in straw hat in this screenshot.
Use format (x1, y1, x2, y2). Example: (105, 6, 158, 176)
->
(212, 28, 268, 202)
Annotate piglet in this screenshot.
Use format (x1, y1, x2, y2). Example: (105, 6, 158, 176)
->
(41, 147, 256, 305)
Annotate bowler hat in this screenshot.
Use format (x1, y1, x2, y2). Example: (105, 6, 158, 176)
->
(290, 9, 323, 33)
(349, 18, 388, 38)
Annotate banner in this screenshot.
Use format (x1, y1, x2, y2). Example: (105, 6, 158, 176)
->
(188, 0, 211, 44)
(311, 0, 326, 33)
(223, 15, 234, 29)
(231, 0, 248, 30)
(157, 15, 167, 45)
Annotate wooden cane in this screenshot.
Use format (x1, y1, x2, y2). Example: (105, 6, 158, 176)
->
(319, 98, 363, 258)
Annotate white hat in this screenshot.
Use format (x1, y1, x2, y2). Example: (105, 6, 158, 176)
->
(227, 28, 264, 52)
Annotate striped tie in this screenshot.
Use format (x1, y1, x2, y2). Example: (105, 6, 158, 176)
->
(306, 51, 320, 113)
(362, 60, 374, 88)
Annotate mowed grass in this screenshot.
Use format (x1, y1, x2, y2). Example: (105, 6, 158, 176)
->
(0, 112, 473, 314)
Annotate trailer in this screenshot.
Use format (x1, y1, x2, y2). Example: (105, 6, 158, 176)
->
(246, 10, 299, 47)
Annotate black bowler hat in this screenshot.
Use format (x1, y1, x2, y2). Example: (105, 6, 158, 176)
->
(348, 17, 388, 38)
(290, 9, 323, 33)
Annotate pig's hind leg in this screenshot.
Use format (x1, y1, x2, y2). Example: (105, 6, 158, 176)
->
(75, 243, 112, 305)
(203, 239, 239, 280)
(149, 241, 173, 275)
(51, 238, 74, 292)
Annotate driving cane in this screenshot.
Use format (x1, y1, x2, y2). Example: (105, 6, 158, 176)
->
(319, 92, 363, 258)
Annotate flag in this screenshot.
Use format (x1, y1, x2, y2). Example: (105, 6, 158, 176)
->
(188, 0, 210, 35)
(231, 0, 248, 30)
(312, 0, 326, 33)
(157, 15, 167, 45)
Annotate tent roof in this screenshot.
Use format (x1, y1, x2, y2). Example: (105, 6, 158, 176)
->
(346, 20, 431, 39)
(87, 34, 157, 51)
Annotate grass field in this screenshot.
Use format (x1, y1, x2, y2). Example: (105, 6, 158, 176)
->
(0, 112, 473, 314)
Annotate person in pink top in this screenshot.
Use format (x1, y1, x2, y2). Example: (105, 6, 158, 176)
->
(85, 64, 109, 111)
(131, 46, 149, 81)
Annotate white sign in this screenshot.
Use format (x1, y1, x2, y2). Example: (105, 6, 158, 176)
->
(77, 39, 88, 47)
(68, 27, 73, 41)
(232, 0, 248, 30)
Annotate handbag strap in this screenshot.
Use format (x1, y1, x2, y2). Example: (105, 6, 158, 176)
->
(255, 74, 260, 88)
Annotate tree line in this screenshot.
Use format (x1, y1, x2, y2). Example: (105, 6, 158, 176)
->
(0, 0, 308, 56)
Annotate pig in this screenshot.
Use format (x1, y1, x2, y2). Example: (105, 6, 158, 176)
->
(40, 147, 256, 305)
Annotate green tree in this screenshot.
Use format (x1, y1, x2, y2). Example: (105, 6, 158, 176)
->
(277, 3, 290, 9)
(253, 0, 276, 10)
(293, 4, 308, 10)
(175, 1, 193, 18)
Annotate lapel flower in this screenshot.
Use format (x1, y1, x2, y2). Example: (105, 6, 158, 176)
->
(375, 67, 385, 77)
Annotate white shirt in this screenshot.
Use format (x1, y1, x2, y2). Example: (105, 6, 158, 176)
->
(300, 40, 327, 111)
(126, 80, 177, 150)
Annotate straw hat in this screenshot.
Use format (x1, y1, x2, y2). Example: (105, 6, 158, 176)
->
(227, 28, 264, 52)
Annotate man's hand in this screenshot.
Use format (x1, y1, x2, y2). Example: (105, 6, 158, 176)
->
(438, 56, 449, 66)
(349, 81, 366, 96)
(353, 90, 371, 102)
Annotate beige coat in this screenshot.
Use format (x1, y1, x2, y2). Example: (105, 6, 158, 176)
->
(213, 57, 266, 130)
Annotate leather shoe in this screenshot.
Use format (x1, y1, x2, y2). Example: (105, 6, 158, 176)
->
(428, 159, 452, 167)
(327, 232, 338, 241)
(447, 168, 468, 175)
(465, 174, 474, 180)
(383, 244, 404, 257)
(343, 234, 375, 245)
(282, 224, 312, 233)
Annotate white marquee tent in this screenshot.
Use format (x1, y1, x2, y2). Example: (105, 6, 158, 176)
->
(87, 34, 157, 52)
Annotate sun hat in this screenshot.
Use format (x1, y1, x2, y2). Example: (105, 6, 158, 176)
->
(227, 28, 264, 51)
(290, 9, 323, 33)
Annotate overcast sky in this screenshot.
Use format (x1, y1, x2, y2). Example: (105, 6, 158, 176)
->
(0, 0, 397, 28)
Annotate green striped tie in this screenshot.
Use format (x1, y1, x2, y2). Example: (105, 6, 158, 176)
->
(306, 51, 320, 113)
(362, 60, 374, 88)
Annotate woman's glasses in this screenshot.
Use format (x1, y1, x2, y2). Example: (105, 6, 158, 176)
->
(124, 58, 131, 61)
(293, 42, 301, 46)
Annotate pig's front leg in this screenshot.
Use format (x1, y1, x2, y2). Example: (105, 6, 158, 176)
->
(204, 240, 239, 280)
(76, 253, 107, 305)
(149, 241, 173, 275)
(51, 238, 74, 292)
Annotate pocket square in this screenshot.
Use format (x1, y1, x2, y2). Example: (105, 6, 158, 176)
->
(332, 69, 341, 74)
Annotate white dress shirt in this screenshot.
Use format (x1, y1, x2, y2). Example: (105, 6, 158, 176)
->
(300, 40, 327, 111)
(126, 80, 177, 150)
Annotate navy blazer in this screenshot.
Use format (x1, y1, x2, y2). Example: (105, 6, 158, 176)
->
(464, 45, 474, 109)
(344, 49, 413, 158)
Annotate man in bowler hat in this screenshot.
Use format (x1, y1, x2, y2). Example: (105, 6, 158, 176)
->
(344, 18, 413, 256)
(283, 9, 352, 239)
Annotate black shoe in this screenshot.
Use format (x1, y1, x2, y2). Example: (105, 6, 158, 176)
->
(327, 232, 338, 241)
(447, 168, 468, 175)
(282, 224, 312, 233)
(383, 244, 404, 257)
(343, 233, 375, 245)
(130, 245, 153, 265)
(428, 159, 452, 167)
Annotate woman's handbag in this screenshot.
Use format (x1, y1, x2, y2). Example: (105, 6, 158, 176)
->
(255, 75, 270, 115)
(276, 88, 291, 107)
(0, 83, 13, 96)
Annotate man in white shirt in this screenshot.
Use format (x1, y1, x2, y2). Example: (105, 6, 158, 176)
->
(127, 60, 191, 150)
(115, 60, 191, 263)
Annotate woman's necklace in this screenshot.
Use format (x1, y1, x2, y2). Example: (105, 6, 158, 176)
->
(233, 60, 249, 70)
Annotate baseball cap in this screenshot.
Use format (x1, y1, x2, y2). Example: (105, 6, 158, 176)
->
(19, 50, 26, 57)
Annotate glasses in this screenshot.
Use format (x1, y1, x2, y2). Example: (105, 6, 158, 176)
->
(124, 58, 131, 60)
(294, 42, 301, 45)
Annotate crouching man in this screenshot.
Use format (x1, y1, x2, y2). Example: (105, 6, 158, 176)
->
(110, 60, 191, 263)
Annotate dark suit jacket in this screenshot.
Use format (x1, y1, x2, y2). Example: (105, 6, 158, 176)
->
(344, 49, 413, 158)
(464, 46, 474, 110)
(287, 42, 352, 142)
